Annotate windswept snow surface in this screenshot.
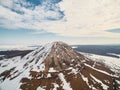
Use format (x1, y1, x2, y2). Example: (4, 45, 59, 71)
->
(81, 52, 120, 75)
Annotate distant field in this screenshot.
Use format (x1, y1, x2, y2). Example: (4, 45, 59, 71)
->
(0, 45, 120, 59)
(0, 50, 32, 60)
(72, 45, 120, 58)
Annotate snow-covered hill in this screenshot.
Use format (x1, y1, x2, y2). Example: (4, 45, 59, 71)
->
(0, 42, 120, 90)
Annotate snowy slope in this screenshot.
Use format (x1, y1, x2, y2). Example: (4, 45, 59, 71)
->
(0, 43, 53, 90)
(0, 42, 120, 90)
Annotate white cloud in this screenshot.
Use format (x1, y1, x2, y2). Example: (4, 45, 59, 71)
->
(0, 0, 120, 39)
(53, 0, 120, 37)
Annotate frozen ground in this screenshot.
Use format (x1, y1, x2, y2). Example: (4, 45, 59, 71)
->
(81, 52, 120, 75)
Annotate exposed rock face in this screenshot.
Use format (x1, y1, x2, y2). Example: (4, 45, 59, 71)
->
(44, 42, 85, 71)
(0, 42, 120, 90)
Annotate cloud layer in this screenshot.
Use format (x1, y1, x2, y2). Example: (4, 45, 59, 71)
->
(0, 0, 120, 38)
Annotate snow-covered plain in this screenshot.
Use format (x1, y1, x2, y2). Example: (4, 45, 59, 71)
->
(82, 52, 120, 75)
(0, 45, 38, 51)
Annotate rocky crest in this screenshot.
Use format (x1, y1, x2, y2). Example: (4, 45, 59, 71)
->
(44, 42, 85, 71)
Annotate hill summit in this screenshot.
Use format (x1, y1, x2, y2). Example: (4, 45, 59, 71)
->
(44, 41, 85, 71)
(0, 41, 120, 90)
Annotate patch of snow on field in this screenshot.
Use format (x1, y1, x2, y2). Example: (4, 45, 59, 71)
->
(107, 53, 120, 57)
(49, 68, 57, 72)
(71, 68, 78, 74)
(58, 73, 72, 90)
(47, 73, 51, 78)
(80, 73, 92, 89)
(90, 74, 108, 90)
(52, 83, 59, 90)
(72, 46, 77, 49)
(37, 86, 45, 90)
(0, 55, 4, 57)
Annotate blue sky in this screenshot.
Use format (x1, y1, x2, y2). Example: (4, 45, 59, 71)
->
(0, 0, 120, 46)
